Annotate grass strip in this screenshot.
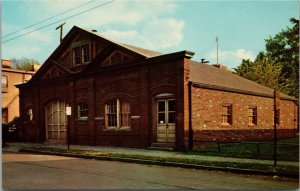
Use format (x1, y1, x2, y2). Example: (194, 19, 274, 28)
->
(23, 146, 298, 178)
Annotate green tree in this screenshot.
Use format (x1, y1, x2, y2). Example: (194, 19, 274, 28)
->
(234, 53, 282, 90)
(11, 57, 40, 71)
(265, 18, 299, 98)
(234, 18, 299, 99)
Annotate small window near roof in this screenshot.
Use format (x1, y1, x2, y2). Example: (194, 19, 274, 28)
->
(222, 104, 232, 125)
(77, 103, 88, 119)
(82, 44, 90, 63)
(72, 44, 90, 65)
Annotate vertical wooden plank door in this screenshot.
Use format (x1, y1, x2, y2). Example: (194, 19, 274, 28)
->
(45, 100, 67, 143)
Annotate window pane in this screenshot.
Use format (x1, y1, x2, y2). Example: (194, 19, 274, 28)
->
(158, 113, 165, 124)
(108, 114, 117, 127)
(248, 107, 257, 125)
(158, 101, 165, 112)
(78, 103, 88, 118)
(82, 45, 90, 63)
(222, 105, 232, 124)
(73, 47, 81, 64)
(121, 102, 130, 127)
(168, 112, 175, 123)
(168, 100, 175, 112)
(106, 99, 119, 127)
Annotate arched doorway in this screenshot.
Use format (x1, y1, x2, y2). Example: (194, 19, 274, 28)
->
(45, 100, 67, 143)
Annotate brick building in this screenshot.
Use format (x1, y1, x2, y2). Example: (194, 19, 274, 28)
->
(2, 59, 39, 123)
(17, 26, 298, 150)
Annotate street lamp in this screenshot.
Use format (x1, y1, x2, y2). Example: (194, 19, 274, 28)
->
(66, 105, 72, 150)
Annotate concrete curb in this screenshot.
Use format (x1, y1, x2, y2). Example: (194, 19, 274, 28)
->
(19, 148, 299, 179)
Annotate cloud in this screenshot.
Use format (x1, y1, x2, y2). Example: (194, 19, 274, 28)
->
(36, 0, 178, 27)
(102, 19, 185, 50)
(3, 44, 41, 60)
(2, 0, 182, 62)
(206, 49, 255, 69)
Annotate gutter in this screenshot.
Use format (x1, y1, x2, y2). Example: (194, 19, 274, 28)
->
(191, 81, 297, 101)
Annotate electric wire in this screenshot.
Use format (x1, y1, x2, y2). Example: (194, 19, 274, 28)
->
(2, 0, 96, 38)
(2, 0, 115, 44)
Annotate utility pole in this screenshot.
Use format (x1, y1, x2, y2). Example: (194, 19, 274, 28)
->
(56, 22, 66, 43)
(274, 90, 280, 166)
(216, 36, 219, 64)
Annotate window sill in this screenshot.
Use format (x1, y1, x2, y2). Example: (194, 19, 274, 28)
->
(24, 121, 35, 124)
(248, 123, 257, 126)
(221, 123, 232, 126)
(103, 127, 132, 131)
(72, 62, 89, 67)
(76, 118, 88, 121)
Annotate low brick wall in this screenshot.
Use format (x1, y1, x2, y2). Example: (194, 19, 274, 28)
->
(193, 129, 298, 146)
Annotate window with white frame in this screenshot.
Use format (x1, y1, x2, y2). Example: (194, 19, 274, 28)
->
(77, 103, 88, 119)
(72, 44, 90, 65)
(105, 99, 130, 128)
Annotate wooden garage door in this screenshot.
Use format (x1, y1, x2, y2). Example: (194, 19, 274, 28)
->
(45, 100, 67, 142)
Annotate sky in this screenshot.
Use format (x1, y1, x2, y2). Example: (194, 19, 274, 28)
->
(2, 0, 299, 69)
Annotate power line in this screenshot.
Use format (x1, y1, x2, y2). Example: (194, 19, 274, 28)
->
(2, 0, 115, 44)
(2, 0, 96, 38)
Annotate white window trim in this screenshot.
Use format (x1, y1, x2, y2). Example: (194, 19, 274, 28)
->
(71, 40, 91, 65)
(105, 99, 131, 129)
(77, 103, 88, 120)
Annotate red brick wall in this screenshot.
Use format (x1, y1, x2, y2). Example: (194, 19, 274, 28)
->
(191, 87, 298, 143)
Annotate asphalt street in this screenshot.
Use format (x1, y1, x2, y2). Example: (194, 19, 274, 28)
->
(3, 152, 299, 189)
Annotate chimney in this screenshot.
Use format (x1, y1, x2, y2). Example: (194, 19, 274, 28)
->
(31, 64, 41, 72)
(211, 64, 229, 71)
(2, 59, 12, 68)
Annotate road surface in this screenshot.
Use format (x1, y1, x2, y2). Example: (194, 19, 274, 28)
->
(3, 152, 299, 189)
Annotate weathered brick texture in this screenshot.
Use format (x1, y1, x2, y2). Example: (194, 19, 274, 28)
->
(191, 87, 298, 142)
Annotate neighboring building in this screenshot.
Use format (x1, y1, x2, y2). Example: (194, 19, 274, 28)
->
(17, 26, 298, 150)
(2, 59, 39, 124)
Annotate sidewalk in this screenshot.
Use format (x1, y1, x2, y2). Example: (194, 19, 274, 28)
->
(3, 142, 299, 178)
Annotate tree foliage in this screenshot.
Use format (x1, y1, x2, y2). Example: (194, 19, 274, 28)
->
(235, 53, 282, 90)
(234, 18, 299, 99)
(11, 58, 40, 71)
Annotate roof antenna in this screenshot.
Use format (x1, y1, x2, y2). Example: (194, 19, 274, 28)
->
(56, 22, 66, 43)
(92, 29, 97, 32)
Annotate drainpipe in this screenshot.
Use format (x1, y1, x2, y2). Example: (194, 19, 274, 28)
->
(188, 81, 193, 150)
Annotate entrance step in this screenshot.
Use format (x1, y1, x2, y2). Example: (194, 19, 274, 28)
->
(148, 143, 175, 151)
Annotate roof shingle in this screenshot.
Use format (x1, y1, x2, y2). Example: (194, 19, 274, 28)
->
(189, 61, 296, 100)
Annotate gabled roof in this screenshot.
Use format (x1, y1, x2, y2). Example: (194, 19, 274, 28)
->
(17, 26, 297, 101)
(189, 61, 296, 101)
(119, 43, 162, 58)
(78, 27, 162, 58)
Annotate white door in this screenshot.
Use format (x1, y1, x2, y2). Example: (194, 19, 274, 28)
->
(157, 99, 176, 143)
(45, 100, 67, 142)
